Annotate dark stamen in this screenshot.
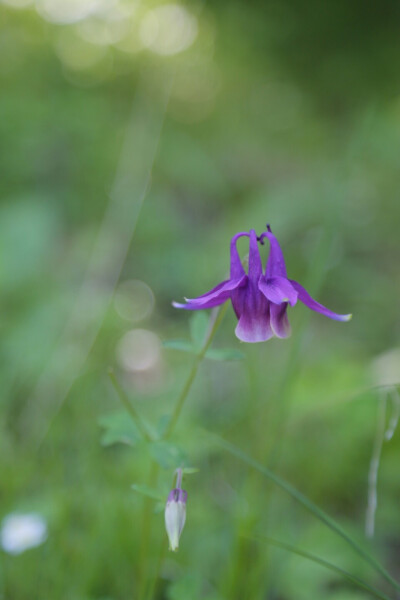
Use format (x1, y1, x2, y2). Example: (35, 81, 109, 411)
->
(257, 236, 265, 245)
(266, 223, 271, 232)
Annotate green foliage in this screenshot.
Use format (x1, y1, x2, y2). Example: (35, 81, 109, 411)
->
(149, 441, 187, 470)
(98, 411, 142, 447)
(131, 484, 164, 502)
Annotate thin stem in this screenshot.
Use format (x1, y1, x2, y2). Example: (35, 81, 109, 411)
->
(250, 534, 393, 600)
(164, 303, 229, 438)
(175, 468, 183, 489)
(211, 433, 400, 593)
(142, 305, 228, 600)
(366, 390, 387, 538)
(385, 387, 400, 441)
(108, 368, 152, 442)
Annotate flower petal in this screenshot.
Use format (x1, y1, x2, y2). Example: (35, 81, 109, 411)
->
(231, 285, 273, 343)
(182, 276, 247, 304)
(248, 229, 263, 279)
(172, 297, 227, 310)
(270, 302, 291, 338)
(260, 226, 288, 278)
(289, 280, 352, 322)
(230, 232, 249, 279)
(258, 276, 298, 306)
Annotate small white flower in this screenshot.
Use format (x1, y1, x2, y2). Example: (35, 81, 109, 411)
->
(1, 513, 48, 555)
(164, 469, 187, 552)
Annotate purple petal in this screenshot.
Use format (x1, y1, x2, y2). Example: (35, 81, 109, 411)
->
(290, 280, 352, 322)
(270, 303, 291, 338)
(231, 284, 273, 343)
(173, 297, 227, 310)
(184, 276, 247, 303)
(173, 276, 247, 310)
(248, 229, 263, 279)
(230, 232, 249, 279)
(260, 227, 288, 278)
(258, 276, 298, 306)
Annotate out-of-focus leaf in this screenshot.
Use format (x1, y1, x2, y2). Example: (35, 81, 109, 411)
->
(190, 312, 209, 351)
(163, 339, 195, 353)
(157, 414, 171, 437)
(205, 348, 245, 361)
(150, 441, 186, 469)
(98, 411, 142, 447)
(131, 484, 164, 501)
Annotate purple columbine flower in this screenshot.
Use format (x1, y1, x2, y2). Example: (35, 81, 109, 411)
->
(173, 225, 351, 342)
(165, 469, 187, 552)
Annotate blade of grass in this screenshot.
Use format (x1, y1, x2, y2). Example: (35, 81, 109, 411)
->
(209, 433, 400, 593)
(248, 534, 393, 600)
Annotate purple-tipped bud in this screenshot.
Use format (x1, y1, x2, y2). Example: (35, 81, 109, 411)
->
(165, 469, 187, 552)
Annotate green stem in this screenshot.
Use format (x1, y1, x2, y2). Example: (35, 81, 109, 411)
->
(115, 305, 227, 600)
(140, 305, 228, 600)
(250, 535, 393, 600)
(108, 368, 152, 442)
(164, 303, 229, 438)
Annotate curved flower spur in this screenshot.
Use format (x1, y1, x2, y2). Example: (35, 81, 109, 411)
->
(173, 225, 351, 343)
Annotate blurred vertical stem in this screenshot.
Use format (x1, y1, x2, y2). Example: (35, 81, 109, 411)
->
(164, 302, 229, 438)
(140, 304, 229, 600)
(141, 304, 229, 600)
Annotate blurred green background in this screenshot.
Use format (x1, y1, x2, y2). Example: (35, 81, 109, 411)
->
(1, 0, 400, 598)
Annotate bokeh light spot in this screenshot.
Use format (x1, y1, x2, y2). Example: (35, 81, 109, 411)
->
(139, 4, 198, 56)
(116, 329, 161, 373)
(36, 0, 100, 24)
(114, 280, 155, 323)
(1, 0, 32, 8)
(56, 29, 107, 70)
(76, 15, 129, 46)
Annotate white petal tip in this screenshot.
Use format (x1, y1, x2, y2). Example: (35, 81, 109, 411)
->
(342, 314, 352, 322)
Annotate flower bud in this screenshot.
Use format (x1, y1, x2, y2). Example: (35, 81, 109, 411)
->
(165, 471, 187, 552)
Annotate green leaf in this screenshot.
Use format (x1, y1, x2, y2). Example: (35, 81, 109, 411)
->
(150, 440, 186, 469)
(250, 535, 392, 600)
(131, 483, 164, 501)
(163, 339, 195, 353)
(205, 348, 245, 361)
(190, 312, 209, 351)
(98, 411, 142, 447)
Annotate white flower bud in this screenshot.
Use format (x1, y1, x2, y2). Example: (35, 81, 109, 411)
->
(165, 479, 187, 552)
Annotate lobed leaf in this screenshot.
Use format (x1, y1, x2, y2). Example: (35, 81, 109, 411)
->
(98, 411, 142, 447)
